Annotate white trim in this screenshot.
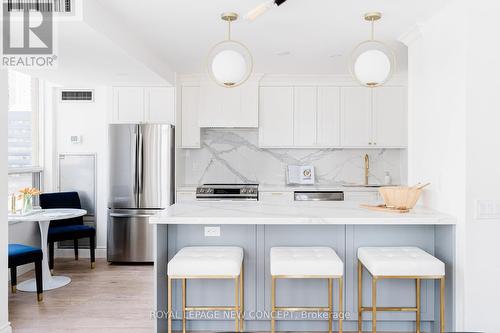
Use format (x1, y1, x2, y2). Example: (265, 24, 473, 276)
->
(0, 323, 12, 333)
(8, 264, 34, 282)
(399, 24, 424, 46)
(179, 73, 407, 87)
(7, 166, 43, 174)
(55, 247, 106, 259)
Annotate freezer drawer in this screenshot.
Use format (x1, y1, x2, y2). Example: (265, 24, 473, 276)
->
(107, 209, 158, 263)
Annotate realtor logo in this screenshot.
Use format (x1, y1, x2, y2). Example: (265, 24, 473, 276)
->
(2, 3, 57, 67)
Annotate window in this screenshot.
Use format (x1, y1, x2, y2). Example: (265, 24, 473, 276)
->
(7, 70, 42, 197)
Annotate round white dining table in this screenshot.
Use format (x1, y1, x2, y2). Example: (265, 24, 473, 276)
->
(8, 208, 87, 292)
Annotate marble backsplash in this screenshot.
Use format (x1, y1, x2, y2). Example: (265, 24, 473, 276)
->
(177, 129, 407, 187)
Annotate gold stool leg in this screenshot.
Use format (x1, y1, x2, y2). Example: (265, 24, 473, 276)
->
(372, 277, 377, 333)
(358, 261, 363, 333)
(235, 276, 240, 332)
(440, 277, 445, 333)
(339, 277, 343, 333)
(167, 277, 172, 333)
(240, 265, 244, 332)
(271, 276, 276, 333)
(328, 278, 333, 333)
(416, 278, 421, 333)
(182, 279, 186, 333)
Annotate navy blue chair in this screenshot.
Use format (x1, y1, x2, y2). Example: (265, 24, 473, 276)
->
(8, 244, 43, 301)
(39, 192, 96, 270)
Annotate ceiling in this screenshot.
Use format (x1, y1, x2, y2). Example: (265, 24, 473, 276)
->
(98, 0, 451, 75)
(22, 21, 167, 86)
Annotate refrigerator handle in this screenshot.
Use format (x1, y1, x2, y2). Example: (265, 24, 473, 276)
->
(138, 125, 144, 196)
(133, 127, 139, 196)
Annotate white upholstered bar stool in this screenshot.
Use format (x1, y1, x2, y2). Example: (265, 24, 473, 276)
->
(357, 247, 445, 333)
(167, 246, 244, 333)
(270, 247, 344, 333)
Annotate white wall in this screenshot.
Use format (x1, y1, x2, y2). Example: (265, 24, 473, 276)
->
(54, 87, 110, 251)
(402, 4, 467, 328)
(404, 1, 500, 331)
(464, 3, 500, 331)
(1, 70, 13, 333)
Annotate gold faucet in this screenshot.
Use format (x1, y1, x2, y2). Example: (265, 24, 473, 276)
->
(364, 154, 370, 185)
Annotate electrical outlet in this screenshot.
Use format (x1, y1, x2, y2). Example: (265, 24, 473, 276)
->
(204, 226, 220, 237)
(476, 200, 500, 219)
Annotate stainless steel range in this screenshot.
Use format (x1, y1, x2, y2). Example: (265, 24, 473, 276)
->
(196, 184, 259, 201)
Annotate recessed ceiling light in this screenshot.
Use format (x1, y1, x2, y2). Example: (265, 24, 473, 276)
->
(276, 51, 291, 56)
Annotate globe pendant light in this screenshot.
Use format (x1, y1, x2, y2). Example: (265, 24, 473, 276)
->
(349, 12, 396, 88)
(207, 12, 253, 88)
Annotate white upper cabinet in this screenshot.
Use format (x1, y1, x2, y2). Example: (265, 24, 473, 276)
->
(146, 87, 175, 124)
(294, 87, 317, 147)
(259, 87, 294, 147)
(341, 86, 407, 147)
(113, 87, 144, 123)
(198, 78, 259, 128)
(372, 87, 407, 147)
(181, 86, 200, 148)
(259, 86, 342, 148)
(317, 87, 341, 147)
(112, 87, 175, 124)
(341, 87, 372, 147)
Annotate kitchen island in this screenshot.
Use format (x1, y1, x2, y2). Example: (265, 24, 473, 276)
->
(151, 202, 456, 333)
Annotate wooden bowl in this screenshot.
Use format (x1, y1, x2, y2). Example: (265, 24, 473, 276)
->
(378, 186, 423, 210)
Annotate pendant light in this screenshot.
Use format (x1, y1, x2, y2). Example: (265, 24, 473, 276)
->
(349, 12, 396, 87)
(207, 12, 253, 88)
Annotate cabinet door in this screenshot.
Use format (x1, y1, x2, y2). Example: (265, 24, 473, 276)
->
(181, 86, 200, 148)
(146, 87, 175, 124)
(317, 87, 341, 147)
(113, 87, 144, 123)
(340, 87, 372, 147)
(294, 87, 317, 147)
(199, 80, 259, 128)
(259, 191, 294, 203)
(372, 87, 407, 147)
(259, 87, 294, 147)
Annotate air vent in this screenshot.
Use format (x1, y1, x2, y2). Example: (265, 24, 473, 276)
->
(7, 0, 72, 13)
(60, 90, 94, 102)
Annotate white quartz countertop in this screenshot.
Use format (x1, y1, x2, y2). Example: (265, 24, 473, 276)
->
(176, 184, 384, 193)
(150, 202, 456, 225)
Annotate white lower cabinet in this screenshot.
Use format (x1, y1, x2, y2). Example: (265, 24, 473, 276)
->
(176, 191, 197, 203)
(259, 191, 294, 203)
(181, 86, 200, 148)
(344, 191, 381, 203)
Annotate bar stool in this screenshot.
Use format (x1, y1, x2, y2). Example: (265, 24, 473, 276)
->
(270, 247, 344, 333)
(167, 246, 244, 333)
(357, 247, 445, 333)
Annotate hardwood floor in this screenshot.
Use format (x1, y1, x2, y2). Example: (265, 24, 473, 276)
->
(9, 258, 154, 333)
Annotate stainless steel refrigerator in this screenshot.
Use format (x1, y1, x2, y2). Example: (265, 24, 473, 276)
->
(107, 124, 174, 263)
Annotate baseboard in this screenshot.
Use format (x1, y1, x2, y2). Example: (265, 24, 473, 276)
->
(8, 263, 34, 282)
(55, 247, 106, 259)
(0, 322, 12, 333)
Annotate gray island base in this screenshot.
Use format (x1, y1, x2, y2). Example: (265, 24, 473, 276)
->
(152, 202, 456, 333)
